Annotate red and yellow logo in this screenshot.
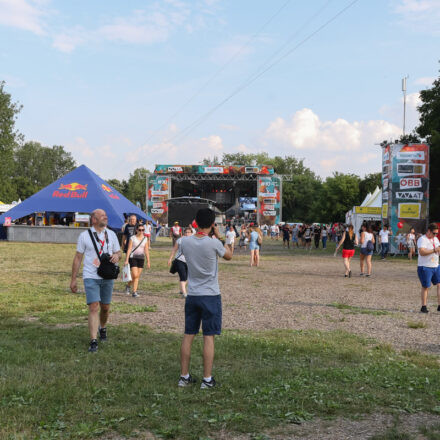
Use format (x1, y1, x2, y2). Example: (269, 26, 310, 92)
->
(52, 182, 88, 199)
(101, 183, 119, 199)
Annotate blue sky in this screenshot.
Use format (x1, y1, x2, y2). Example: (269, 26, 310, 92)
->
(1, 0, 439, 180)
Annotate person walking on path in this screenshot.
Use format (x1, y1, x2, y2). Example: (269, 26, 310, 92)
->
(124, 223, 150, 297)
(70, 209, 121, 353)
(248, 225, 261, 267)
(282, 224, 290, 249)
(407, 227, 417, 261)
(304, 225, 312, 251)
(313, 225, 321, 249)
(178, 209, 232, 389)
(225, 225, 237, 254)
(170, 221, 183, 246)
(379, 224, 392, 260)
(321, 226, 328, 249)
(359, 224, 375, 277)
(121, 214, 137, 294)
(417, 223, 440, 313)
(335, 224, 358, 277)
(168, 227, 193, 297)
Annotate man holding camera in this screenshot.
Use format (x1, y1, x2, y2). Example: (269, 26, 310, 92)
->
(178, 208, 232, 389)
(70, 209, 121, 352)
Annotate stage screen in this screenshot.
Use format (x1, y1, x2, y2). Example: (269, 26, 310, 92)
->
(239, 197, 257, 211)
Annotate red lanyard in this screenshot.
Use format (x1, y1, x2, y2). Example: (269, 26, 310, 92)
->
(196, 231, 209, 237)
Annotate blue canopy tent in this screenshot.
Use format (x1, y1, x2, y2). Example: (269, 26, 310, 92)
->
(0, 165, 151, 229)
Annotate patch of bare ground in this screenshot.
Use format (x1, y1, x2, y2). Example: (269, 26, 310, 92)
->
(109, 248, 440, 354)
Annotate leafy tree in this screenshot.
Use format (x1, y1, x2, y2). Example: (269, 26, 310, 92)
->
(124, 168, 149, 210)
(0, 81, 22, 202)
(320, 173, 361, 223)
(359, 172, 382, 203)
(416, 67, 440, 220)
(12, 142, 76, 199)
(107, 178, 128, 196)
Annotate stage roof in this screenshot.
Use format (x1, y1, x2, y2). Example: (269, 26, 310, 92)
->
(154, 165, 274, 175)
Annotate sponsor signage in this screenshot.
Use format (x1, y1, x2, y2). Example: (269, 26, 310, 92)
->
(4, 217, 11, 226)
(168, 166, 183, 172)
(258, 176, 281, 225)
(382, 203, 388, 219)
(396, 191, 424, 200)
(397, 163, 425, 176)
(397, 151, 425, 160)
(382, 192, 389, 200)
(204, 167, 225, 174)
(151, 190, 169, 196)
(399, 178, 422, 189)
(258, 192, 277, 198)
(354, 207, 382, 215)
(398, 203, 421, 219)
(151, 208, 164, 214)
(52, 181, 89, 199)
(383, 178, 389, 189)
(147, 175, 170, 224)
(263, 210, 276, 216)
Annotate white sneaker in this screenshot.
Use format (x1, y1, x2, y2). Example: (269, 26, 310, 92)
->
(125, 286, 131, 295)
(132, 292, 139, 298)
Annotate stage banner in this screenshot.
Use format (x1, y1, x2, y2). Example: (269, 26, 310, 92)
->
(257, 176, 281, 225)
(146, 175, 170, 224)
(154, 165, 274, 175)
(382, 143, 429, 253)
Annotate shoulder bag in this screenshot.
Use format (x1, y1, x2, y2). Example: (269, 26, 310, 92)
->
(88, 229, 120, 280)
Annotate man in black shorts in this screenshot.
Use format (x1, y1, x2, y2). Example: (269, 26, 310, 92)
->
(178, 209, 232, 389)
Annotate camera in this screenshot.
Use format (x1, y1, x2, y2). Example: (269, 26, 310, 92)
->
(100, 253, 112, 262)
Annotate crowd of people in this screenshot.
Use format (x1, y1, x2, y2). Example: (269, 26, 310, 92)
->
(70, 208, 440, 389)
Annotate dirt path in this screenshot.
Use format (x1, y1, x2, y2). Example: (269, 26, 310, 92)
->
(111, 243, 440, 355)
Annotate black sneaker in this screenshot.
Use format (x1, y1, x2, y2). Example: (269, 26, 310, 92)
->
(420, 305, 429, 313)
(200, 377, 217, 389)
(99, 327, 107, 342)
(88, 339, 98, 353)
(437, 305, 440, 312)
(178, 374, 197, 387)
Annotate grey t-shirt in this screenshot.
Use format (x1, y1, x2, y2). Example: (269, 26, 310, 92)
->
(180, 235, 226, 296)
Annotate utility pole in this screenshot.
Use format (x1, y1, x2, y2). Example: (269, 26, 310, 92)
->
(402, 76, 408, 137)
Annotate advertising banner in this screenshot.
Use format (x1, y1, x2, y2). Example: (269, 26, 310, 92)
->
(382, 143, 429, 253)
(257, 176, 281, 225)
(154, 165, 274, 175)
(146, 175, 170, 224)
(354, 207, 382, 215)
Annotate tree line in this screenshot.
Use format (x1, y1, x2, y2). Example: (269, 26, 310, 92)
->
(1, 65, 439, 222)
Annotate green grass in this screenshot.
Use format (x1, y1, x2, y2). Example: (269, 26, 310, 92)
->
(328, 302, 392, 316)
(1, 242, 440, 439)
(2, 323, 440, 439)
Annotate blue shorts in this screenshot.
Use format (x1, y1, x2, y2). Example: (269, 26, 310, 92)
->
(417, 266, 440, 288)
(84, 278, 114, 305)
(292, 236, 298, 242)
(184, 295, 222, 335)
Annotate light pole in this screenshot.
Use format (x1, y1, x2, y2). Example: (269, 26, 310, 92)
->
(402, 75, 409, 137)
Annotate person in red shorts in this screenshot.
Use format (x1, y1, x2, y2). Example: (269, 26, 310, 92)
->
(334, 224, 358, 277)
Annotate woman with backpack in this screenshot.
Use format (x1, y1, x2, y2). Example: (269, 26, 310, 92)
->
(359, 224, 375, 277)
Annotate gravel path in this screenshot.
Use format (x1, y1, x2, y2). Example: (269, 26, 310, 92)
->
(111, 246, 440, 354)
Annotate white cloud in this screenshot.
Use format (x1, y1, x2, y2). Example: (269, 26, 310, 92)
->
(210, 35, 255, 64)
(264, 108, 402, 177)
(52, 27, 87, 53)
(0, 0, 46, 35)
(414, 76, 436, 86)
(392, 0, 440, 34)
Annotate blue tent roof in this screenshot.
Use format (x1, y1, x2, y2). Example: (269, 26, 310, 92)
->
(0, 165, 151, 229)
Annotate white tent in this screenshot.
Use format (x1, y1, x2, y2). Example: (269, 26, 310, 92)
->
(345, 187, 382, 236)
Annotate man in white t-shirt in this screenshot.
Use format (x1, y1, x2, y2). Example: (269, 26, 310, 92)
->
(417, 223, 440, 313)
(70, 209, 121, 352)
(225, 225, 237, 254)
(170, 221, 182, 245)
(379, 224, 393, 260)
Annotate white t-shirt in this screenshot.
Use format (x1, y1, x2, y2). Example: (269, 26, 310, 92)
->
(77, 227, 120, 279)
(225, 230, 236, 245)
(361, 232, 374, 248)
(144, 224, 152, 236)
(129, 235, 147, 257)
(172, 226, 181, 236)
(379, 230, 390, 244)
(417, 235, 440, 268)
(270, 225, 276, 233)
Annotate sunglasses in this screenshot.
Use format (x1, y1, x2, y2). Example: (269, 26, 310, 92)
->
(138, 228, 145, 231)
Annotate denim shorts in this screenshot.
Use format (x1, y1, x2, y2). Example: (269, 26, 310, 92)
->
(184, 295, 222, 335)
(417, 266, 440, 288)
(83, 278, 114, 305)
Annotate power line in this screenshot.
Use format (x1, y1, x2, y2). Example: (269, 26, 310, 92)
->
(168, 0, 360, 145)
(141, 0, 293, 146)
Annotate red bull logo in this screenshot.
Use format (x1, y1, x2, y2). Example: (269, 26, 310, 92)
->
(101, 183, 119, 199)
(52, 182, 88, 199)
